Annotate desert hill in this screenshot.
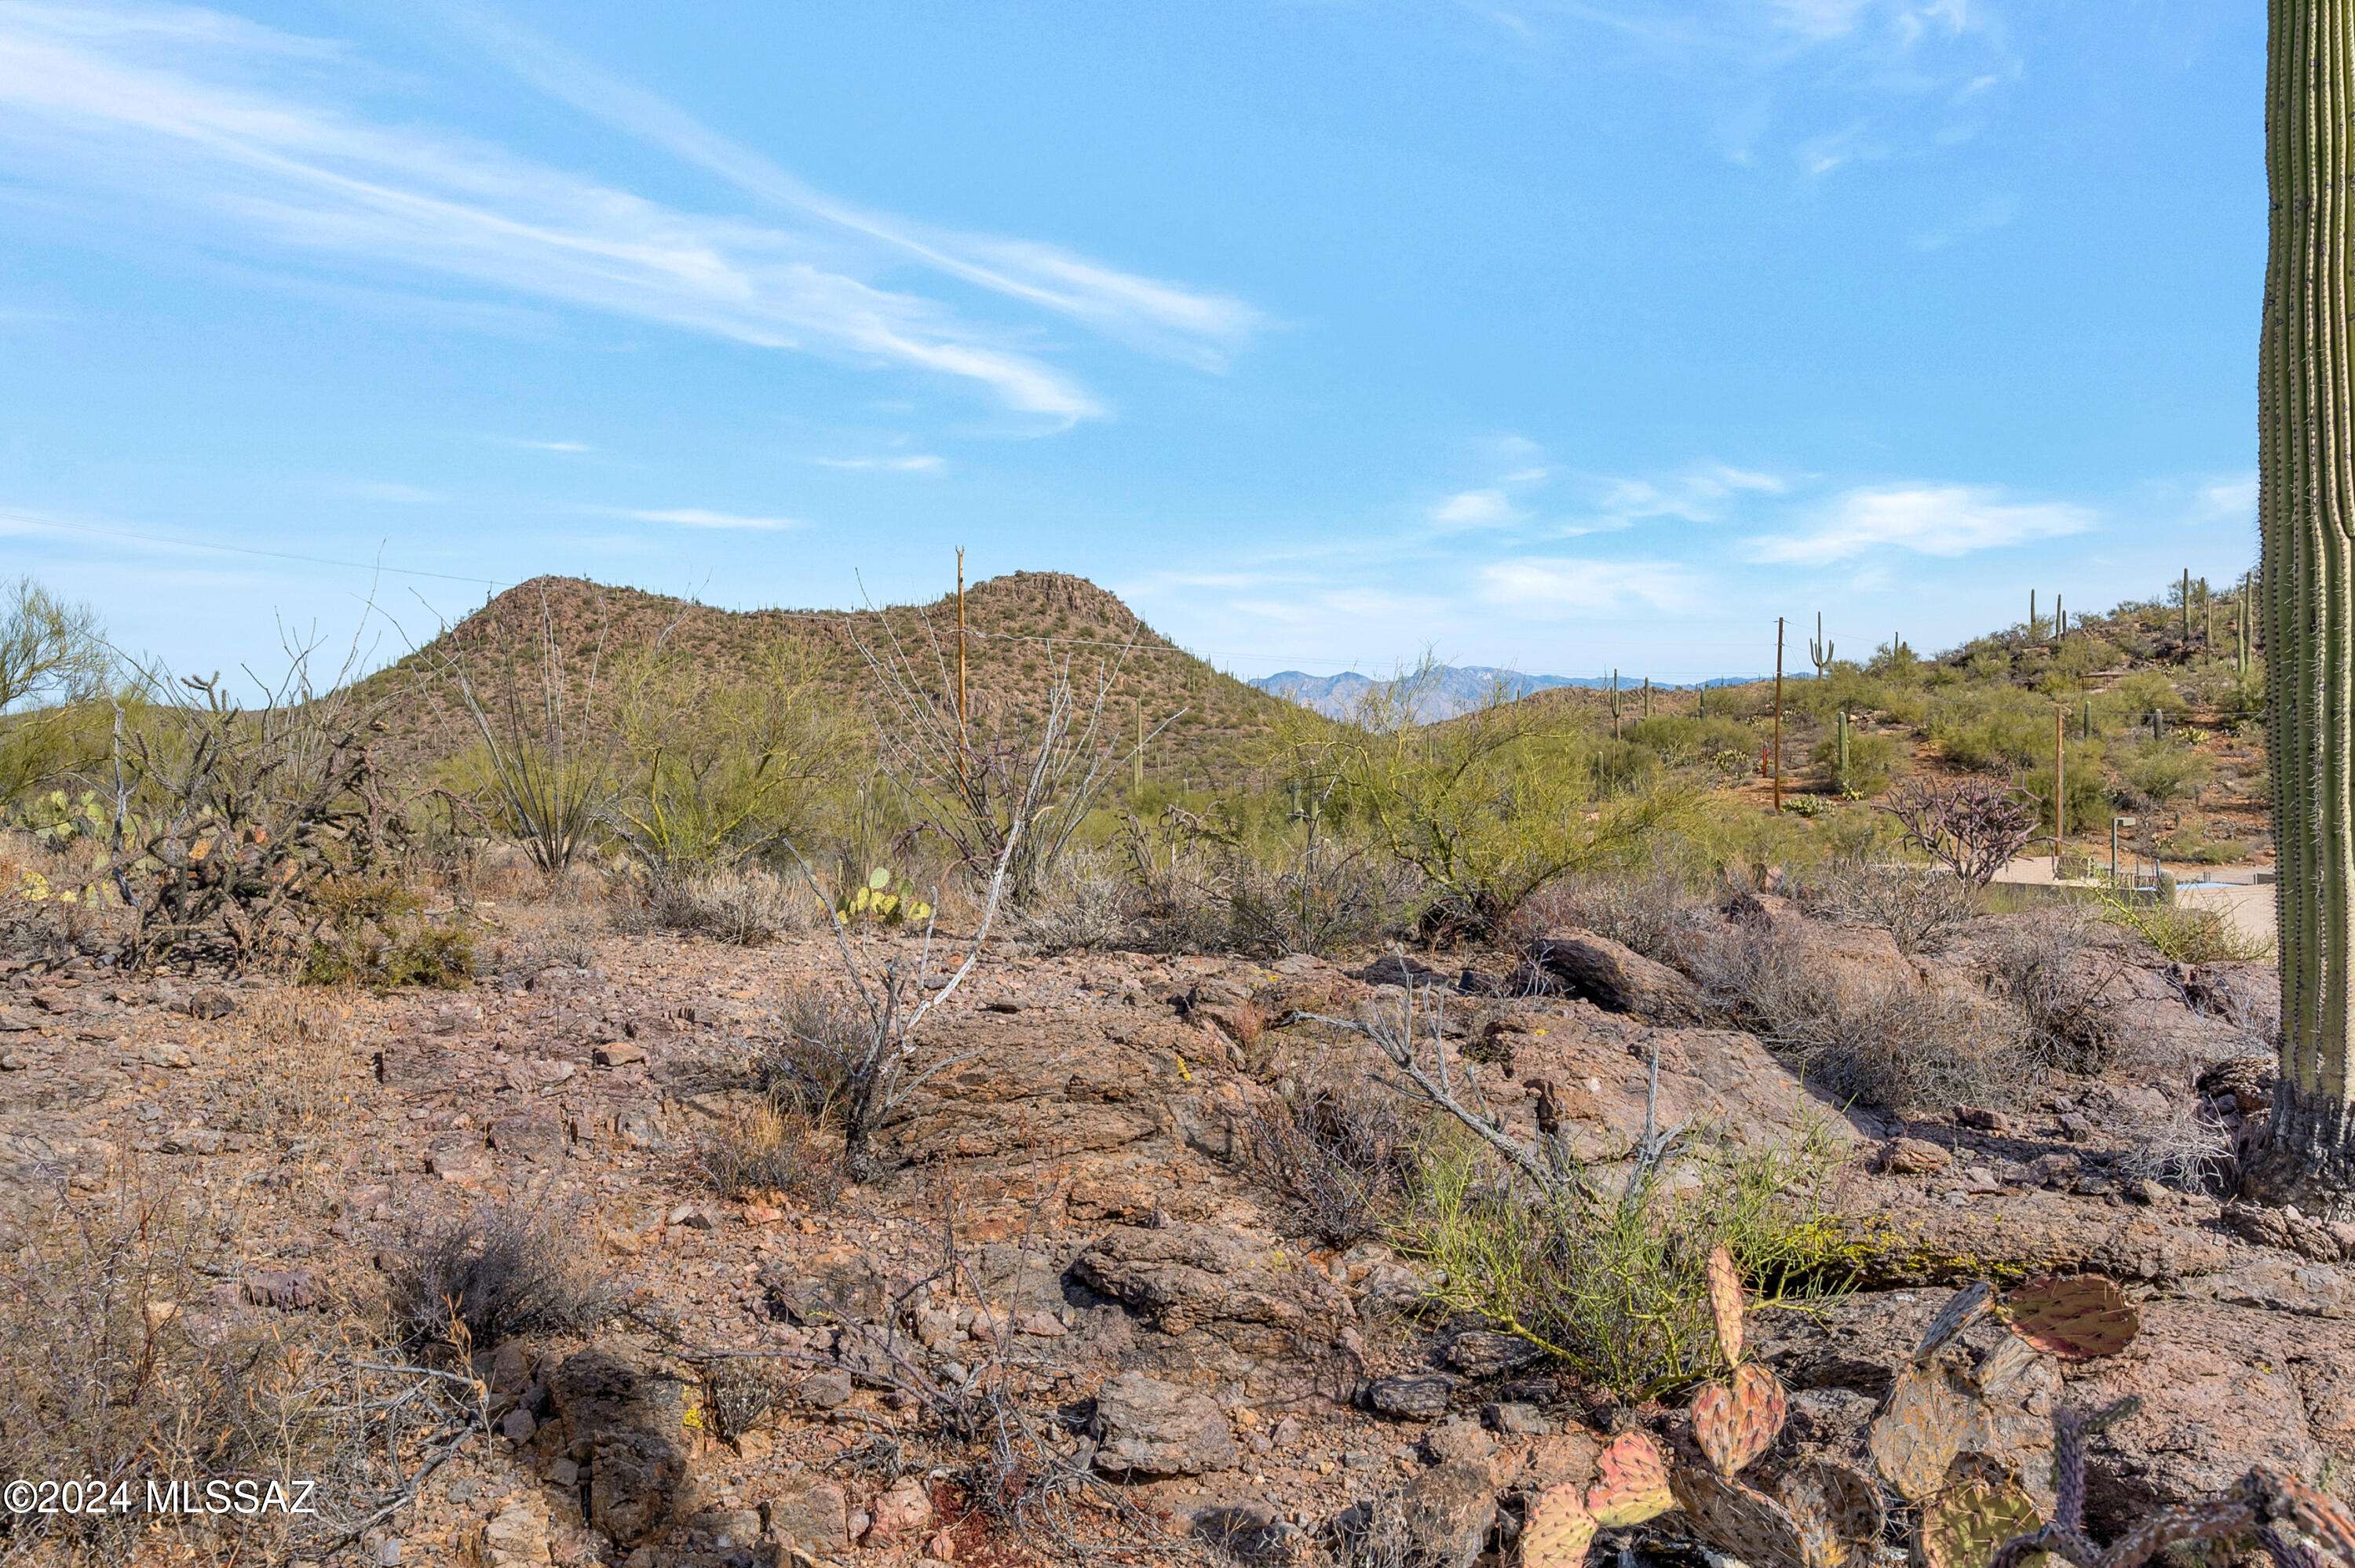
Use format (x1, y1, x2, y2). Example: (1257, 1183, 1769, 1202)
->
(356, 571, 1321, 790)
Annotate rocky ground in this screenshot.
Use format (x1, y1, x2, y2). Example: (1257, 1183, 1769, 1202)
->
(0, 888, 2341, 1568)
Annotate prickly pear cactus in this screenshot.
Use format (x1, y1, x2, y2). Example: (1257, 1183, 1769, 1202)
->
(1868, 1360, 1979, 1502)
(1521, 1485, 1597, 1568)
(1584, 1430, 1674, 1527)
(1670, 1462, 1809, 1568)
(1919, 1458, 2046, 1568)
(1694, 1361, 1787, 1478)
(1996, 1275, 2138, 1361)
(1707, 1242, 1744, 1366)
(1915, 1279, 1994, 1365)
(1776, 1460, 1884, 1568)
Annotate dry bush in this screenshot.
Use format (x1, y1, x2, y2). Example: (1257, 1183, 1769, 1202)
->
(0, 1180, 469, 1565)
(692, 1100, 845, 1208)
(1221, 838, 1420, 957)
(1977, 911, 2130, 1073)
(1236, 1056, 1418, 1245)
(1879, 775, 2039, 888)
(1114, 809, 1417, 957)
(2119, 1100, 2235, 1194)
(616, 865, 818, 946)
(1696, 921, 2030, 1111)
(1012, 846, 1134, 952)
(1516, 858, 1711, 966)
(384, 1202, 615, 1354)
(1798, 857, 1977, 955)
(489, 903, 603, 975)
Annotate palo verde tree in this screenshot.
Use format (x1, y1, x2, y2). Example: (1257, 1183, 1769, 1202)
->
(2253, 1, 2355, 1211)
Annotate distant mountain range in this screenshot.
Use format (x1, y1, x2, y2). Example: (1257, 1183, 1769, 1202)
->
(1250, 665, 1764, 722)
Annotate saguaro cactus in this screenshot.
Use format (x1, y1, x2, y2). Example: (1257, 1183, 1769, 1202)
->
(2252, 0, 2355, 1212)
(1809, 612, 1834, 677)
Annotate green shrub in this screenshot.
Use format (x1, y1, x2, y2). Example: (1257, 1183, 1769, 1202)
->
(2113, 738, 2212, 807)
(299, 878, 475, 990)
(1338, 702, 1687, 939)
(2021, 744, 2112, 830)
(1394, 1130, 1847, 1402)
(2097, 892, 2271, 963)
(1623, 714, 1760, 771)
(1807, 728, 1903, 797)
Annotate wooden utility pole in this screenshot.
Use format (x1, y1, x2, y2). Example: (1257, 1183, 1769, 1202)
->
(1770, 617, 1785, 812)
(2054, 703, 2067, 873)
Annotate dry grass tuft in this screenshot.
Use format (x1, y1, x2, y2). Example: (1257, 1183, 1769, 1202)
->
(1696, 921, 2030, 1112)
(384, 1201, 615, 1355)
(692, 1100, 845, 1207)
(616, 866, 820, 946)
(1236, 1056, 1418, 1245)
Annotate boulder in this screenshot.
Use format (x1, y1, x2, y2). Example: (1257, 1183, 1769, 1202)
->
(1090, 1373, 1240, 1477)
(1069, 1223, 1346, 1342)
(543, 1348, 690, 1548)
(1399, 1460, 1496, 1568)
(1521, 932, 1708, 1025)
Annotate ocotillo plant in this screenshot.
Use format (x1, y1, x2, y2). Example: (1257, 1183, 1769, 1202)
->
(1809, 612, 1834, 676)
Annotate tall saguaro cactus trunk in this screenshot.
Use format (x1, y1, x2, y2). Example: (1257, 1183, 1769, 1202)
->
(2254, 0, 2355, 1212)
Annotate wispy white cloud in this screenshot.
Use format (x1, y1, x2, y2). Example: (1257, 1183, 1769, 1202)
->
(1748, 482, 2093, 563)
(810, 454, 945, 473)
(447, 8, 1265, 370)
(334, 480, 446, 504)
(1563, 461, 1790, 534)
(1477, 556, 1701, 613)
(497, 437, 592, 454)
(1430, 487, 1521, 530)
(1513, 0, 2014, 176)
(2189, 472, 2257, 527)
(0, 2, 1256, 424)
(1911, 192, 2017, 250)
(626, 507, 801, 531)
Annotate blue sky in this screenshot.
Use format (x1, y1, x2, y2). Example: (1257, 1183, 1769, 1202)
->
(0, 1, 2261, 685)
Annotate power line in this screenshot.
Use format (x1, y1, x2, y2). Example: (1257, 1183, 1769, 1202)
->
(10, 515, 507, 589)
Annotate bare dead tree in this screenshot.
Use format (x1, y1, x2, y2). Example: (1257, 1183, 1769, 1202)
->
(1879, 775, 2040, 889)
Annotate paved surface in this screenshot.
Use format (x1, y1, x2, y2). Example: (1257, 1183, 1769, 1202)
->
(1986, 855, 2276, 953)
